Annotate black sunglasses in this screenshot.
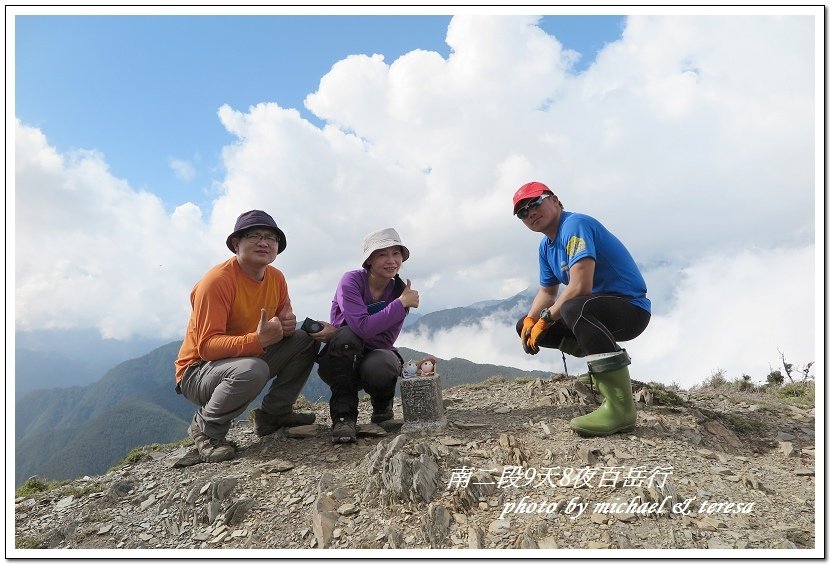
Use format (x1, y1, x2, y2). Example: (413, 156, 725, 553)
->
(516, 194, 550, 219)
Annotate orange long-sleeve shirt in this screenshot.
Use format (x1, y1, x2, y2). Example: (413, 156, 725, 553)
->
(175, 258, 290, 383)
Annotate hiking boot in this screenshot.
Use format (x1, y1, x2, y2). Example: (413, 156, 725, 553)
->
(370, 401, 394, 424)
(188, 421, 236, 463)
(331, 418, 357, 444)
(252, 408, 316, 437)
(570, 350, 637, 437)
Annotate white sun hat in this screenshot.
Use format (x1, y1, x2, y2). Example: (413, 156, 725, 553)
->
(361, 228, 411, 268)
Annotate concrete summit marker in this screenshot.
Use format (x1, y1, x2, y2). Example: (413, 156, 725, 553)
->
(400, 374, 447, 433)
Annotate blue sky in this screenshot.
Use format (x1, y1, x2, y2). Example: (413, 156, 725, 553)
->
(15, 14, 624, 213)
(11, 10, 820, 388)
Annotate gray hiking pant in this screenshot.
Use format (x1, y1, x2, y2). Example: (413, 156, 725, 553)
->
(179, 331, 319, 440)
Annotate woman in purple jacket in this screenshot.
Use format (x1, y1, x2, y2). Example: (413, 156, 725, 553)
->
(308, 228, 420, 443)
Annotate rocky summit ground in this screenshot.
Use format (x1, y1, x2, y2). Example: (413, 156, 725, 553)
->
(14, 375, 818, 555)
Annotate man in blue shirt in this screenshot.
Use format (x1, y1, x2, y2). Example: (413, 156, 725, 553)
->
(513, 181, 651, 437)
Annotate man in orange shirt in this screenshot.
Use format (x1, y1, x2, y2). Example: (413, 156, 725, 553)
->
(175, 210, 318, 462)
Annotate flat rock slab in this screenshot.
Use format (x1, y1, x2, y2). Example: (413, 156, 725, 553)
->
(356, 423, 388, 437)
(378, 419, 404, 431)
(451, 421, 488, 429)
(286, 425, 320, 439)
(172, 448, 203, 468)
(256, 459, 295, 473)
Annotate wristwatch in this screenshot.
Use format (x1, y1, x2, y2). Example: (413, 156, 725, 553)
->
(540, 308, 554, 323)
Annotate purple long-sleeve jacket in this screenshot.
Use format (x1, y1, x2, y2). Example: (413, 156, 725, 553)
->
(329, 269, 407, 350)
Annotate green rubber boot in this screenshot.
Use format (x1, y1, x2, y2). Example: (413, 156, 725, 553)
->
(570, 350, 636, 437)
(575, 373, 597, 387)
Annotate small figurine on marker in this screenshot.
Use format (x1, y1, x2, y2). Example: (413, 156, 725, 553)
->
(402, 360, 418, 379)
(417, 356, 437, 377)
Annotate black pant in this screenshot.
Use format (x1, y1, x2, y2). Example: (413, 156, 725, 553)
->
(316, 327, 402, 422)
(516, 295, 650, 355)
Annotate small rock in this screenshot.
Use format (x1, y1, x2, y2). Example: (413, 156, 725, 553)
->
(257, 459, 295, 473)
(356, 423, 387, 437)
(537, 536, 558, 549)
(212, 477, 237, 501)
(468, 526, 484, 549)
(494, 406, 511, 414)
(55, 496, 75, 510)
(707, 537, 734, 549)
(696, 516, 724, 531)
(777, 431, 796, 441)
(172, 448, 203, 468)
(312, 508, 338, 549)
(337, 503, 358, 516)
(438, 436, 463, 446)
(452, 421, 488, 429)
(577, 446, 600, 465)
(286, 424, 319, 438)
(488, 519, 511, 534)
(702, 420, 742, 448)
(778, 441, 797, 457)
(139, 495, 157, 511)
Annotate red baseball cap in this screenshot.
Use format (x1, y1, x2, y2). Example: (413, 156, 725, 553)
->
(512, 181, 553, 214)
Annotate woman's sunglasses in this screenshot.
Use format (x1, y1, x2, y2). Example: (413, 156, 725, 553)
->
(516, 194, 551, 219)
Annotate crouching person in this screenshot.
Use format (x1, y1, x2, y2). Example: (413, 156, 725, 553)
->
(306, 228, 419, 443)
(174, 210, 319, 462)
(511, 182, 651, 437)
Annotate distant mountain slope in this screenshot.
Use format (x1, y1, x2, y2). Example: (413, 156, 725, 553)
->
(14, 328, 169, 398)
(402, 287, 535, 336)
(16, 342, 188, 440)
(16, 397, 191, 484)
(13, 349, 101, 400)
(15, 342, 193, 485)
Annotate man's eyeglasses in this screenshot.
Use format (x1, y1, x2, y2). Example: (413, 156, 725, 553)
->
(515, 194, 550, 219)
(243, 232, 279, 244)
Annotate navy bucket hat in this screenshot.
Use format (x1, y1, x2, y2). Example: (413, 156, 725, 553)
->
(226, 210, 287, 254)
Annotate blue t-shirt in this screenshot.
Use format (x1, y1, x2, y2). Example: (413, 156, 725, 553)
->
(538, 211, 651, 314)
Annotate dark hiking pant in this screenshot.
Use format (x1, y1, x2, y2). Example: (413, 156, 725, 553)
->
(516, 294, 650, 355)
(316, 326, 401, 422)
